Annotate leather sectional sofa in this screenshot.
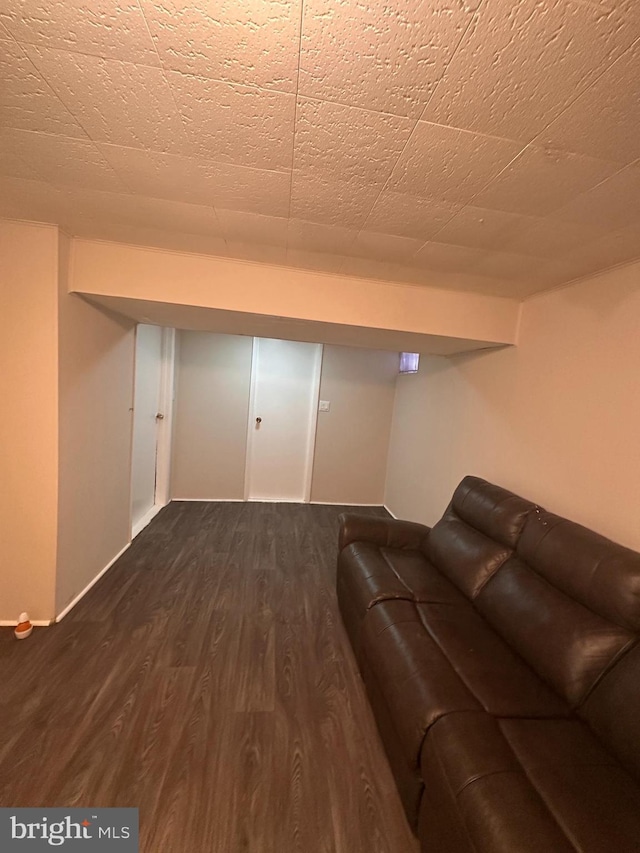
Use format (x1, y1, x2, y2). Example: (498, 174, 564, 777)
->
(337, 476, 640, 852)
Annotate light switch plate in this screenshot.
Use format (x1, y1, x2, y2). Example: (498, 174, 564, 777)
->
(319, 400, 331, 412)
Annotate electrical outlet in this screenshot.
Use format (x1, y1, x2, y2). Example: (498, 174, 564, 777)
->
(319, 400, 331, 412)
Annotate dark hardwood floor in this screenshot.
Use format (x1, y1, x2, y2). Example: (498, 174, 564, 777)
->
(0, 502, 418, 852)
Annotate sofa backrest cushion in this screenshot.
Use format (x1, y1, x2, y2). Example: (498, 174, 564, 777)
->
(475, 509, 640, 711)
(518, 509, 640, 632)
(475, 556, 635, 708)
(428, 476, 535, 599)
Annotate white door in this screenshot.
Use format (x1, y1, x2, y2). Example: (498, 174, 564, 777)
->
(131, 324, 163, 535)
(246, 338, 323, 502)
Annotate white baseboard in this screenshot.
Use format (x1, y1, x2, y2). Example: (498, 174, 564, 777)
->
(383, 504, 398, 518)
(171, 497, 244, 502)
(131, 502, 163, 539)
(55, 540, 131, 623)
(310, 501, 384, 507)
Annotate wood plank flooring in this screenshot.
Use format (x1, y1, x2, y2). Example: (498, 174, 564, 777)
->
(0, 502, 418, 852)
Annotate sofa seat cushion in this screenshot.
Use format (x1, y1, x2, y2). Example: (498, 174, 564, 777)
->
(359, 599, 570, 770)
(419, 711, 640, 853)
(337, 541, 468, 655)
(417, 602, 569, 719)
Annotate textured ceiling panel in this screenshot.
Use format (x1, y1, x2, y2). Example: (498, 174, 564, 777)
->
(0, 40, 88, 138)
(2, 129, 128, 191)
(287, 219, 358, 256)
(168, 71, 295, 167)
(289, 172, 381, 229)
(424, 0, 636, 143)
(350, 230, 424, 264)
(388, 122, 523, 204)
(294, 97, 413, 183)
(364, 192, 462, 242)
(1, 0, 639, 298)
(472, 145, 620, 217)
(540, 41, 640, 165)
(429, 205, 530, 252)
(25, 46, 192, 153)
(549, 164, 640, 232)
(217, 209, 289, 247)
(140, 0, 300, 91)
(0, 0, 160, 64)
(299, 0, 475, 118)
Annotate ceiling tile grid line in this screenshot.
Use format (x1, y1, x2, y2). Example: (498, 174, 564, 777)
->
(339, 1, 488, 276)
(132, 0, 230, 246)
(285, 0, 309, 236)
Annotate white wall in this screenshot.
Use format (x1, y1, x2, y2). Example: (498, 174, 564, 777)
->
(171, 333, 399, 505)
(385, 262, 640, 551)
(171, 331, 253, 500)
(56, 231, 135, 615)
(311, 345, 398, 505)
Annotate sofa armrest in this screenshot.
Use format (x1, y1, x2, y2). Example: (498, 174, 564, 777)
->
(338, 513, 431, 553)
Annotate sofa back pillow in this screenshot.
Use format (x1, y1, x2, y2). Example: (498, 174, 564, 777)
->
(428, 476, 535, 599)
(475, 509, 640, 710)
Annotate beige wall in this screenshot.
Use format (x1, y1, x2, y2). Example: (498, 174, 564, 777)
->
(171, 331, 253, 499)
(56, 231, 135, 614)
(385, 262, 640, 551)
(0, 221, 59, 621)
(311, 345, 398, 505)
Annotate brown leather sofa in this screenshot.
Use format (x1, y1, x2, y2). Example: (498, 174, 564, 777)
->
(337, 476, 640, 852)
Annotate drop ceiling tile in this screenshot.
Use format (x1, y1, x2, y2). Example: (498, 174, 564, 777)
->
(140, 0, 300, 92)
(503, 216, 610, 257)
(69, 220, 229, 256)
(168, 72, 295, 169)
(224, 242, 288, 265)
(290, 172, 380, 229)
(431, 205, 532, 251)
(338, 255, 403, 282)
(411, 241, 488, 274)
(0, 21, 13, 38)
(216, 209, 289, 247)
(99, 145, 218, 204)
(294, 97, 413, 184)
(548, 163, 640, 231)
(350, 231, 425, 264)
(534, 225, 640, 285)
(424, 0, 636, 143)
(365, 192, 462, 241)
(25, 47, 193, 154)
(473, 145, 621, 217)
(285, 249, 346, 274)
(472, 250, 542, 281)
(105, 146, 292, 216)
(299, 0, 475, 119)
(0, 40, 87, 138)
(207, 163, 291, 218)
(0, 132, 43, 180)
(4, 130, 127, 192)
(0, 176, 76, 229)
(388, 122, 523, 204)
(540, 41, 640, 165)
(287, 220, 358, 255)
(62, 187, 223, 236)
(0, 0, 159, 65)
